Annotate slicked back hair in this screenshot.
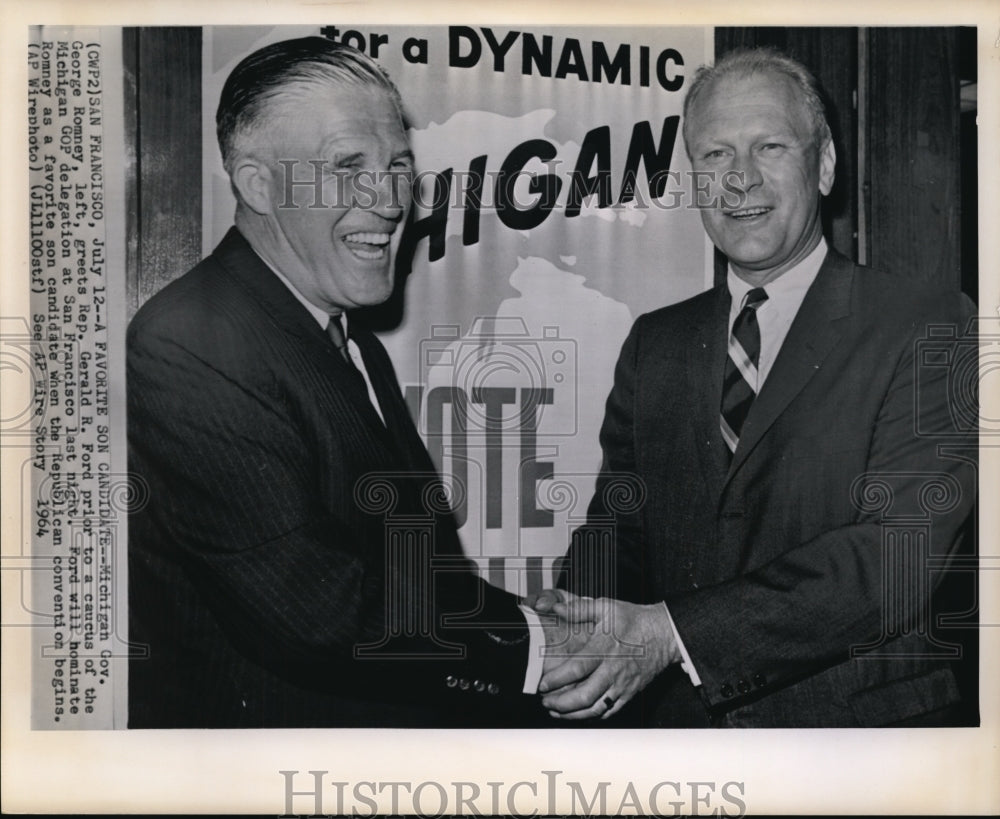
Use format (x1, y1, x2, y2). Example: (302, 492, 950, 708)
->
(682, 46, 832, 154)
(216, 36, 404, 177)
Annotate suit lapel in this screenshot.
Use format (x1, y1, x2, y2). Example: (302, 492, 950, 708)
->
(349, 325, 430, 470)
(213, 227, 321, 344)
(351, 324, 467, 558)
(686, 287, 733, 498)
(724, 249, 855, 483)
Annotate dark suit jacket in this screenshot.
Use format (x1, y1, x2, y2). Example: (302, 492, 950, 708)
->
(127, 227, 534, 728)
(563, 249, 977, 727)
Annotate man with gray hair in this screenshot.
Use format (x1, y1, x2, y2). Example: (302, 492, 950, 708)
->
(537, 47, 977, 727)
(126, 37, 576, 728)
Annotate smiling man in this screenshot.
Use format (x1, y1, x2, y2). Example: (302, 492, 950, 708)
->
(539, 47, 978, 727)
(685, 60, 835, 287)
(126, 37, 573, 728)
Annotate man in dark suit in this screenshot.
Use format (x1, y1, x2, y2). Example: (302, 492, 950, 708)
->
(127, 37, 572, 728)
(536, 47, 977, 726)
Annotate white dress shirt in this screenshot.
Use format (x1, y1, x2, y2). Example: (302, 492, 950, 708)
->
(726, 238, 828, 388)
(670, 238, 829, 688)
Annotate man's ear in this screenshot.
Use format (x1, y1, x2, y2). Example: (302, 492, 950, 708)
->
(818, 136, 836, 197)
(231, 157, 274, 215)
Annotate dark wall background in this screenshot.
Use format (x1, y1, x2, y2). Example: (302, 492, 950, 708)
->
(714, 27, 976, 301)
(123, 28, 203, 318)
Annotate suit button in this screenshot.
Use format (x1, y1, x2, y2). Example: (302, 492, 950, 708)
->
(752, 673, 766, 688)
(445, 675, 458, 688)
(459, 678, 470, 691)
(737, 679, 751, 694)
(474, 680, 486, 693)
(487, 683, 500, 695)
(720, 684, 735, 698)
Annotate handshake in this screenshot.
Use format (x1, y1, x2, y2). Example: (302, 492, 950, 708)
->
(522, 591, 683, 721)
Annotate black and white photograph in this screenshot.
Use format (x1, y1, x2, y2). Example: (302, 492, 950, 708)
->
(3, 1, 998, 815)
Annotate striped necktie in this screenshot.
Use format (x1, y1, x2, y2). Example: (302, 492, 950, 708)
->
(720, 287, 768, 454)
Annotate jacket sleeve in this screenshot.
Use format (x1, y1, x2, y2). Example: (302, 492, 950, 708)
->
(127, 313, 530, 708)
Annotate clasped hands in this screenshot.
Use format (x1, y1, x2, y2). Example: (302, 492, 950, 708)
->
(524, 590, 681, 720)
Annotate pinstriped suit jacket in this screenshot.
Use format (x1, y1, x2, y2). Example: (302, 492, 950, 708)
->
(127, 228, 533, 727)
(563, 249, 977, 727)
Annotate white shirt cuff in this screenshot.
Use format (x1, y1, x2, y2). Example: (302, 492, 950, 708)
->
(662, 602, 702, 687)
(518, 604, 545, 694)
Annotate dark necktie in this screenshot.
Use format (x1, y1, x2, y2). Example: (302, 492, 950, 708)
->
(720, 287, 768, 454)
(326, 315, 352, 364)
(327, 317, 386, 425)
(327, 315, 368, 390)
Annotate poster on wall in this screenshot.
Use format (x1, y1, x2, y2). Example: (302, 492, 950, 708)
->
(203, 25, 713, 591)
